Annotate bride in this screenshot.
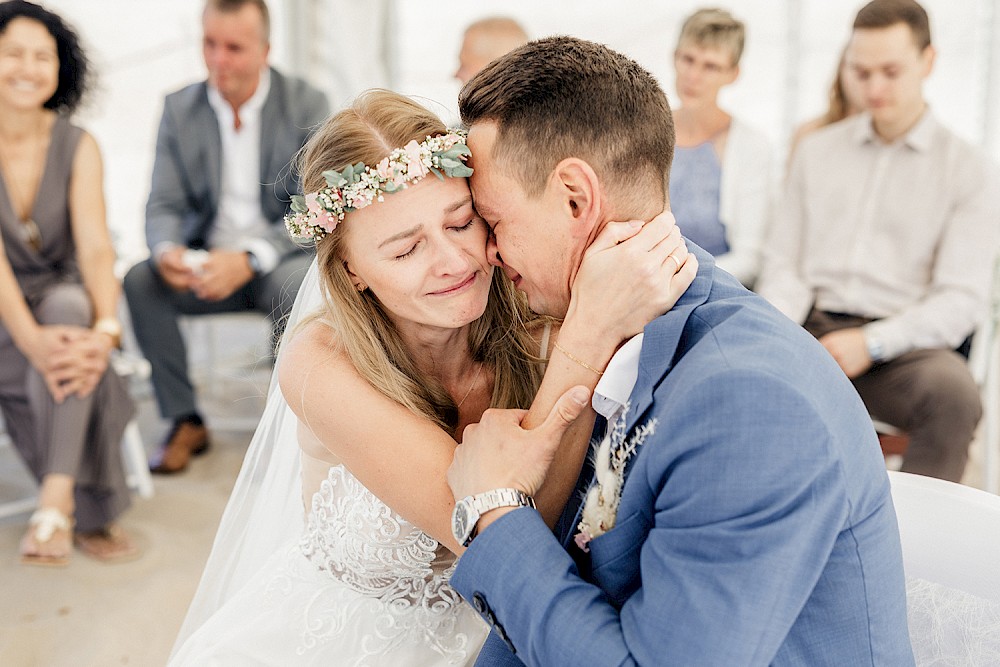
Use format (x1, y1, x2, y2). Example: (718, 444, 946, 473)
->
(169, 89, 694, 665)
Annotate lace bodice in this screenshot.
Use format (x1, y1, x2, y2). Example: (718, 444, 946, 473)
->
(297, 465, 478, 662)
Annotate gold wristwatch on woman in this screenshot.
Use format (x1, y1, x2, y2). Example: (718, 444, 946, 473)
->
(93, 317, 123, 349)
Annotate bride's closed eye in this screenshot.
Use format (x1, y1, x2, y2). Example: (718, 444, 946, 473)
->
(394, 242, 419, 260)
(450, 218, 479, 233)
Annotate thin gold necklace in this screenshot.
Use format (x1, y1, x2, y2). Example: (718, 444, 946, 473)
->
(456, 362, 484, 408)
(0, 114, 47, 252)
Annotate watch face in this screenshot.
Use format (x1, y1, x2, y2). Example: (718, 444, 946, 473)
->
(451, 499, 475, 545)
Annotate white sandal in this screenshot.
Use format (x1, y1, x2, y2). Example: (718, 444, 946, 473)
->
(20, 507, 74, 567)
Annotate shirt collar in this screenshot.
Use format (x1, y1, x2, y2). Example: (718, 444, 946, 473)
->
(207, 67, 271, 126)
(853, 107, 935, 152)
(592, 333, 644, 420)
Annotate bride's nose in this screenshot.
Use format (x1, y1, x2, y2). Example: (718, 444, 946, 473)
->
(435, 238, 472, 275)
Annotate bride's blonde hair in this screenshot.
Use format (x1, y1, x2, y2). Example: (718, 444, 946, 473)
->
(297, 89, 544, 433)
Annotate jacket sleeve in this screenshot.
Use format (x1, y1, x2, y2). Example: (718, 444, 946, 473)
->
(716, 121, 775, 287)
(452, 369, 850, 666)
(144, 98, 190, 253)
(754, 143, 816, 325)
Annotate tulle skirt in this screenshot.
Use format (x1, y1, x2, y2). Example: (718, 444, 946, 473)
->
(907, 578, 1000, 665)
(170, 542, 488, 667)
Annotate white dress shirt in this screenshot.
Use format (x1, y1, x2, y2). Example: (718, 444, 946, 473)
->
(205, 67, 280, 274)
(757, 110, 1000, 361)
(593, 334, 644, 423)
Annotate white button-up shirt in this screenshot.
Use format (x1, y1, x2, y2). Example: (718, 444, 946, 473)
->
(758, 111, 1000, 361)
(205, 67, 279, 274)
(593, 333, 644, 423)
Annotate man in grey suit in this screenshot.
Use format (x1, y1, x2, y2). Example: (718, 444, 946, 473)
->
(124, 0, 328, 473)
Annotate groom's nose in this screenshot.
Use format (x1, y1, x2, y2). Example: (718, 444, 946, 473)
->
(486, 232, 505, 268)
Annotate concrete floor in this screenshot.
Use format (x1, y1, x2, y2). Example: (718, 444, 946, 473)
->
(0, 319, 271, 667)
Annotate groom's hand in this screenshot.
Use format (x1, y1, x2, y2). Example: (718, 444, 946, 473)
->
(449, 386, 592, 534)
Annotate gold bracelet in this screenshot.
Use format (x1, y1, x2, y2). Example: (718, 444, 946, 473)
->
(553, 341, 604, 376)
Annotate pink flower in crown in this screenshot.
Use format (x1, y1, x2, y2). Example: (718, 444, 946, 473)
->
(403, 140, 429, 180)
(316, 211, 337, 234)
(375, 156, 392, 181)
(304, 192, 322, 216)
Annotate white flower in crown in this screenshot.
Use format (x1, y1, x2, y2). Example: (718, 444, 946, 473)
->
(285, 129, 473, 241)
(575, 407, 658, 553)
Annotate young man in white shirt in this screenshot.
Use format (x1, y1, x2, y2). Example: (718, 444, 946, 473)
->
(757, 0, 1000, 482)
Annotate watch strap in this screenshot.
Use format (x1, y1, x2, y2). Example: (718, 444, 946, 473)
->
(470, 488, 536, 515)
(93, 317, 123, 348)
(865, 332, 886, 363)
(245, 251, 262, 277)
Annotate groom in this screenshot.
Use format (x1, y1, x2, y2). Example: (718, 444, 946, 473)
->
(446, 36, 914, 665)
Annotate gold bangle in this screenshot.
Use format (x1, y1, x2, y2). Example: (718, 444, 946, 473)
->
(553, 341, 604, 376)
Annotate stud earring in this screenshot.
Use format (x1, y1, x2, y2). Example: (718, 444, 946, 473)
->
(356, 283, 367, 293)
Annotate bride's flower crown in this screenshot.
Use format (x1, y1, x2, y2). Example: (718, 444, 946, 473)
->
(285, 129, 473, 241)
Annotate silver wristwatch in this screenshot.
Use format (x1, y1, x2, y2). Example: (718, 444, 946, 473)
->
(865, 332, 886, 363)
(452, 488, 536, 547)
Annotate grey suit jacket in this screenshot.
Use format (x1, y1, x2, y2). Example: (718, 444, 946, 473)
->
(144, 67, 329, 256)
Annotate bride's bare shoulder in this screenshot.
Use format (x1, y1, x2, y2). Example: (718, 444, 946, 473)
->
(277, 320, 349, 397)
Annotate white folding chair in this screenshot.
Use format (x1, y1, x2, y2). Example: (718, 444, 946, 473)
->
(888, 471, 1000, 663)
(112, 353, 156, 499)
(967, 255, 1000, 494)
(180, 312, 271, 432)
(0, 418, 38, 520)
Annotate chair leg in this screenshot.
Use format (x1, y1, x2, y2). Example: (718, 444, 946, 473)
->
(122, 420, 155, 499)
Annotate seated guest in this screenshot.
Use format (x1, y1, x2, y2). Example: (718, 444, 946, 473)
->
(0, 0, 137, 565)
(789, 46, 865, 158)
(757, 0, 1000, 483)
(669, 7, 774, 287)
(124, 0, 328, 474)
(454, 16, 529, 85)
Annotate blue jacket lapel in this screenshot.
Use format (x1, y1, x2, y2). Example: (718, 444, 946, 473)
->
(619, 244, 714, 440)
(555, 245, 716, 549)
(557, 415, 605, 548)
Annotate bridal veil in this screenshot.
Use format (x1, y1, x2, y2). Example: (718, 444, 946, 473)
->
(171, 259, 324, 655)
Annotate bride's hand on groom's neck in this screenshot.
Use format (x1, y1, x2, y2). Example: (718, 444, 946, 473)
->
(566, 210, 696, 348)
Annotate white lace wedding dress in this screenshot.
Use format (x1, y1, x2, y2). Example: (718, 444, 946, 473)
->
(169, 262, 487, 665)
(171, 457, 487, 666)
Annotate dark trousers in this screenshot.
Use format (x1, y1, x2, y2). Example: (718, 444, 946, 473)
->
(123, 252, 312, 421)
(804, 309, 981, 482)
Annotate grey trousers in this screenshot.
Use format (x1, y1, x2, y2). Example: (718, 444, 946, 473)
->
(123, 251, 312, 421)
(0, 283, 134, 531)
(804, 309, 981, 482)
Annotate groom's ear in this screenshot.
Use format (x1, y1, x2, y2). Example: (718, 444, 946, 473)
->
(549, 158, 603, 236)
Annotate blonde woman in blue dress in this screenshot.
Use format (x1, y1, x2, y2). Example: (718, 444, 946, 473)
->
(170, 89, 695, 665)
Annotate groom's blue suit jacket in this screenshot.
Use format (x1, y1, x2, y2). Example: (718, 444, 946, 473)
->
(451, 246, 914, 666)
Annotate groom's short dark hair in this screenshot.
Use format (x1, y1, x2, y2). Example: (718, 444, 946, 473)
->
(459, 36, 674, 208)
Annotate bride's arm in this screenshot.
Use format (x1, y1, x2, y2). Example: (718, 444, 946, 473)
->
(281, 327, 473, 554)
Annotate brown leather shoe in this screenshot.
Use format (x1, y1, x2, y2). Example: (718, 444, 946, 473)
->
(149, 422, 210, 474)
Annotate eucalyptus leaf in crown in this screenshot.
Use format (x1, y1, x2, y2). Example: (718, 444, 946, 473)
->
(285, 129, 473, 241)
